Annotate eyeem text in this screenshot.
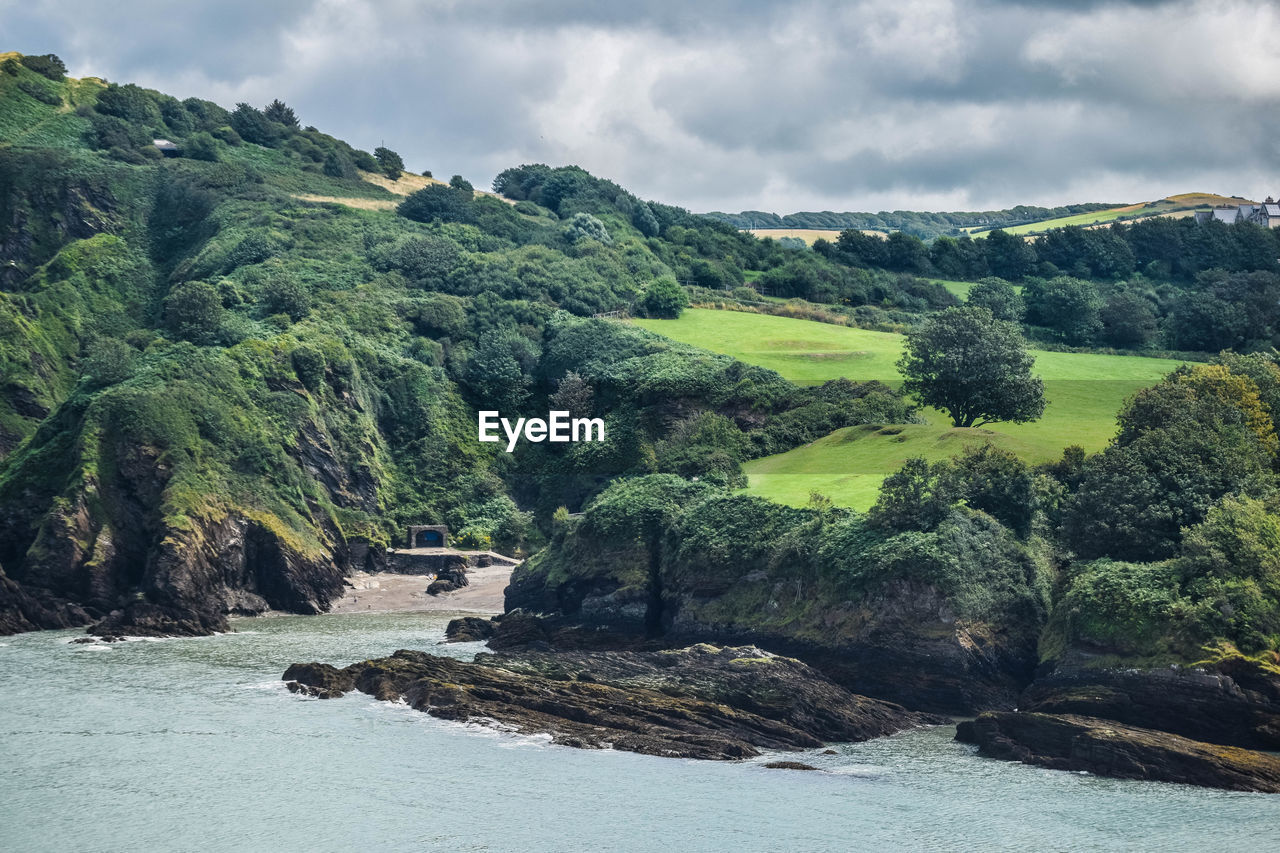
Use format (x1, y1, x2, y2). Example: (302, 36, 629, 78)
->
(478, 411, 606, 453)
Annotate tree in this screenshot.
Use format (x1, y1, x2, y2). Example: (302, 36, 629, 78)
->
(898, 306, 1044, 428)
(20, 53, 66, 81)
(467, 330, 537, 411)
(549, 371, 595, 418)
(869, 457, 952, 532)
(641, 275, 688, 319)
(885, 231, 931, 274)
(967, 277, 1023, 321)
(1063, 364, 1278, 561)
(374, 146, 404, 180)
(230, 103, 279, 146)
(449, 174, 474, 192)
(1167, 291, 1246, 352)
(263, 99, 299, 128)
(323, 149, 355, 179)
(1099, 291, 1157, 348)
(983, 229, 1035, 280)
(631, 201, 660, 237)
(1023, 276, 1101, 344)
(835, 229, 888, 267)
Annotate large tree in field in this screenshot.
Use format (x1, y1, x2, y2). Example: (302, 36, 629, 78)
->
(898, 306, 1044, 428)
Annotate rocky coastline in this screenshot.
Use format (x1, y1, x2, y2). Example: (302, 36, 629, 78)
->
(283, 641, 945, 760)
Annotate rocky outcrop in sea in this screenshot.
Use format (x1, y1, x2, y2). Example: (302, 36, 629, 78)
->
(283, 643, 945, 760)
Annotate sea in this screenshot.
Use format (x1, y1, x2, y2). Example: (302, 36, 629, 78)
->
(2, 611, 1279, 852)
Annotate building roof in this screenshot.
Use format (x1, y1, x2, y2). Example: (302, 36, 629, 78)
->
(152, 139, 178, 151)
(1211, 207, 1239, 224)
(1194, 210, 1213, 224)
(1264, 204, 1280, 217)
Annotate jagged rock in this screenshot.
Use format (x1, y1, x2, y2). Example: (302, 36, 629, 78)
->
(0, 564, 91, 636)
(283, 644, 945, 760)
(444, 616, 496, 642)
(426, 564, 469, 596)
(1020, 658, 1280, 751)
(764, 761, 819, 771)
(956, 712, 1280, 793)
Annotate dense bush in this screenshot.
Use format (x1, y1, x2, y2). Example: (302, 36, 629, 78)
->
(640, 275, 688, 318)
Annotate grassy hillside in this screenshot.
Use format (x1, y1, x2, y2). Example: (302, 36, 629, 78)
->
(635, 309, 1176, 509)
(969, 193, 1255, 237)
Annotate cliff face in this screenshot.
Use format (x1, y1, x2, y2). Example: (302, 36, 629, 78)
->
(507, 478, 1050, 715)
(0, 383, 370, 635)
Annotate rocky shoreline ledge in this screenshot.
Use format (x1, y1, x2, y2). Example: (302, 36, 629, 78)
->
(283, 641, 944, 760)
(957, 712, 1280, 793)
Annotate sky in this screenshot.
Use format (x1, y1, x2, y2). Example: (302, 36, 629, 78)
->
(5, 0, 1280, 214)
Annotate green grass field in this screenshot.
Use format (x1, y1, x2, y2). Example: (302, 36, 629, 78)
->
(634, 308, 1178, 510)
(932, 279, 1024, 300)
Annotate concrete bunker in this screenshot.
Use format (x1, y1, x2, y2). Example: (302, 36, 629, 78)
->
(407, 525, 449, 549)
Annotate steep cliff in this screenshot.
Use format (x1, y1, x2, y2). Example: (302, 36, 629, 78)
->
(507, 475, 1051, 714)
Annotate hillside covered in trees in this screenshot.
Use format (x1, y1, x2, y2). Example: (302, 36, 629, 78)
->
(0, 53, 922, 636)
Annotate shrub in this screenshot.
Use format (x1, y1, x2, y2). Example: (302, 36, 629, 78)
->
(291, 345, 326, 392)
(18, 79, 60, 105)
(164, 281, 223, 344)
(397, 185, 473, 224)
(565, 213, 612, 246)
(640, 275, 688, 318)
(184, 131, 220, 162)
(82, 338, 135, 387)
(260, 273, 311, 321)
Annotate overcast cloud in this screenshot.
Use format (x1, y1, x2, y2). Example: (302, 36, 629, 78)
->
(4, 0, 1279, 213)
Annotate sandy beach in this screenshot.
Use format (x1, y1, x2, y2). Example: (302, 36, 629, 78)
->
(327, 564, 513, 616)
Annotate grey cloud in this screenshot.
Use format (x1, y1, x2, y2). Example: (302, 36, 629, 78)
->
(3, 0, 1277, 212)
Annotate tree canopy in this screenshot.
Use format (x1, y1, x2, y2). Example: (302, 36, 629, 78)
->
(898, 306, 1045, 428)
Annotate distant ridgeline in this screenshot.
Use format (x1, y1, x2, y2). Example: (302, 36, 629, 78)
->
(703, 203, 1120, 239)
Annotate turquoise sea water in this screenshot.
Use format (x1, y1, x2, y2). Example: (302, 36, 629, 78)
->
(2, 612, 1279, 853)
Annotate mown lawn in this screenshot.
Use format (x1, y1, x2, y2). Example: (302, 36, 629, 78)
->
(634, 308, 1179, 510)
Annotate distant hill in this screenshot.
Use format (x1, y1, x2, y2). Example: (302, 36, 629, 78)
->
(968, 193, 1257, 237)
(706, 193, 1260, 240)
(703, 202, 1121, 240)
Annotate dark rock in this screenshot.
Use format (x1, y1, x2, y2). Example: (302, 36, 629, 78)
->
(426, 564, 469, 596)
(1021, 658, 1280, 751)
(283, 643, 944, 760)
(764, 761, 819, 771)
(282, 662, 354, 699)
(0, 564, 92, 636)
(957, 712, 1280, 793)
(821, 749, 838, 755)
(444, 616, 496, 642)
